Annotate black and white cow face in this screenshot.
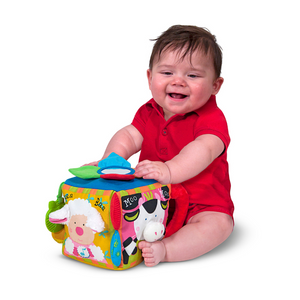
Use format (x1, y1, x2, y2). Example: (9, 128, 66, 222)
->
(134, 198, 167, 240)
(122, 186, 169, 241)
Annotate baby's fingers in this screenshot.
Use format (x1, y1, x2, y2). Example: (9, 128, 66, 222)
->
(135, 165, 155, 178)
(135, 161, 153, 175)
(136, 160, 151, 168)
(81, 160, 100, 167)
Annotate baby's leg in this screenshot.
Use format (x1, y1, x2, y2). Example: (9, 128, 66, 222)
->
(138, 211, 233, 267)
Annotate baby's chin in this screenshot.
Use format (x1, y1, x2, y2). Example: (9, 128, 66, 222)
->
(162, 104, 192, 120)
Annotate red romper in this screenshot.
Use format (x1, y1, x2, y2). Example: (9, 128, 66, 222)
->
(132, 95, 234, 223)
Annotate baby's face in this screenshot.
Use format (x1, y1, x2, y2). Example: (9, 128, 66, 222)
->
(147, 49, 223, 120)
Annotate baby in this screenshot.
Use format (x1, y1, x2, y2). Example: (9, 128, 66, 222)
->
(87, 25, 234, 266)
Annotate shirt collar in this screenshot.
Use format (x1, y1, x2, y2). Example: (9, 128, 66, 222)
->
(193, 95, 216, 116)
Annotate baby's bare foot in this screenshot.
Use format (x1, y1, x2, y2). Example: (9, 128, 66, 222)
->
(138, 241, 166, 267)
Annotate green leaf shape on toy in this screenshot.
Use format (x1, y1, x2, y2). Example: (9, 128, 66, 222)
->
(69, 166, 101, 179)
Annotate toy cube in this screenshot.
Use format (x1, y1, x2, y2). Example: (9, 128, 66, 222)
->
(46, 154, 188, 270)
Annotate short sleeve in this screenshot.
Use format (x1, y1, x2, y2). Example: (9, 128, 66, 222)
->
(131, 102, 152, 137)
(194, 102, 230, 150)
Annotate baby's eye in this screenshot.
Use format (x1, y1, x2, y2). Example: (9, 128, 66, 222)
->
(161, 71, 172, 76)
(188, 74, 199, 78)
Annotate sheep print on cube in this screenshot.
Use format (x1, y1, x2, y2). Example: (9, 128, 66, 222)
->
(46, 153, 188, 270)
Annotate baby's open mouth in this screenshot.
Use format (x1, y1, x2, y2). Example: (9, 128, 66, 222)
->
(169, 93, 187, 99)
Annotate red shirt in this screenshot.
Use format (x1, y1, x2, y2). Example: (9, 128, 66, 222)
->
(132, 95, 234, 217)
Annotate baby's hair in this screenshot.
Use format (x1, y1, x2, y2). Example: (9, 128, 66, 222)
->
(149, 25, 223, 78)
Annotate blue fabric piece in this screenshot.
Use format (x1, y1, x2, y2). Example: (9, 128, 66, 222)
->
(110, 230, 122, 267)
(98, 152, 131, 169)
(97, 152, 135, 176)
(64, 176, 157, 191)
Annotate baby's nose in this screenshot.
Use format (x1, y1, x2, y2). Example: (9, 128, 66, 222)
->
(172, 76, 186, 86)
(76, 227, 84, 236)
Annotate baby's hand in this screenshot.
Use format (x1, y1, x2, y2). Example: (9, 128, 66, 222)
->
(81, 160, 100, 167)
(135, 160, 171, 185)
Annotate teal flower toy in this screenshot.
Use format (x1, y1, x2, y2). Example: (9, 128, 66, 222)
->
(69, 153, 135, 181)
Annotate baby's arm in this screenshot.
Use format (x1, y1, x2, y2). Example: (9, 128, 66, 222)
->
(134, 134, 224, 184)
(85, 125, 143, 166)
(102, 125, 143, 160)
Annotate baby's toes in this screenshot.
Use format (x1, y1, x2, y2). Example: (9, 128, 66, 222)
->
(138, 241, 152, 250)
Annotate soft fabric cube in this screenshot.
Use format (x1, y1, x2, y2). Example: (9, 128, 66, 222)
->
(46, 155, 188, 270)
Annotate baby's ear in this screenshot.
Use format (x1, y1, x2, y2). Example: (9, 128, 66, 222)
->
(147, 69, 153, 90)
(212, 77, 224, 95)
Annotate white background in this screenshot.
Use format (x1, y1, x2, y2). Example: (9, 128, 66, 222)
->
(1, 1, 299, 299)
